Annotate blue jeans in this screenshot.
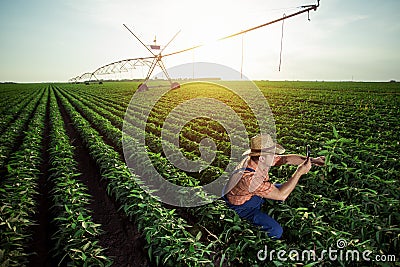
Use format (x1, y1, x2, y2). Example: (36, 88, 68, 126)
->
(224, 184, 283, 239)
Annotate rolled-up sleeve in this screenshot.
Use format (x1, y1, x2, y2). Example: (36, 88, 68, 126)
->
(254, 180, 274, 198)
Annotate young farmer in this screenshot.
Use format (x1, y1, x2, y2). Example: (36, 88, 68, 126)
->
(223, 134, 325, 239)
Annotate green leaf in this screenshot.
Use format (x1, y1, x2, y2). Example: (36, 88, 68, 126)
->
(82, 242, 90, 251)
(333, 126, 339, 139)
(304, 262, 320, 267)
(220, 253, 226, 267)
(195, 231, 202, 241)
(6, 164, 13, 173)
(65, 204, 71, 214)
(231, 225, 241, 231)
(189, 244, 195, 253)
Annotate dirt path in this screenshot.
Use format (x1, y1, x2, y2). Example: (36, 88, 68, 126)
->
(56, 93, 151, 267)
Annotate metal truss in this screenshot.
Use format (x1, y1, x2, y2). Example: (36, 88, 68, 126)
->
(69, 0, 319, 88)
(69, 57, 154, 83)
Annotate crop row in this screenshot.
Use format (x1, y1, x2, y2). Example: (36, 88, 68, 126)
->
(73, 84, 330, 160)
(0, 84, 36, 114)
(69, 81, 400, 197)
(47, 87, 112, 266)
(54, 87, 302, 265)
(64, 84, 397, 197)
(56, 88, 210, 182)
(0, 87, 48, 266)
(1, 81, 398, 266)
(66, 84, 363, 167)
(54, 86, 214, 266)
(0, 88, 44, 171)
(59, 83, 400, 258)
(0, 89, 38, 135)
(64, 82, 399, 260)
(84, 87, 241, 160)
(56, 87, 234, 196)
(65, 84, 265, 158)
(0, 87, 114, 267)
(65, 83, 264, 140)
(55, 86, 289, 265)
(60, 88, 238, 179)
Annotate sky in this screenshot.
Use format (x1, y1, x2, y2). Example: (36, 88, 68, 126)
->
(0, 0, 399, 82)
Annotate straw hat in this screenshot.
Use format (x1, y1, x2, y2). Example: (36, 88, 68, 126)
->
(242, 134, 285, 156)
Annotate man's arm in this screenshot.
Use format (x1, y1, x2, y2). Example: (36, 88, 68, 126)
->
(261, 158, 312, 201)
(274, 154, 325, 166)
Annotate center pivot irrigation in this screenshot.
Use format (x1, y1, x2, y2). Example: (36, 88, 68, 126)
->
(123, 25, 182, 91)
(69, 1, 320, 89)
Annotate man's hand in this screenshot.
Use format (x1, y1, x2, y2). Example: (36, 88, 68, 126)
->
(297, 158, 312, 176)
(311, 156, 325, 166)
(267, 157, 312, 201)
(275, 155, 326, 167)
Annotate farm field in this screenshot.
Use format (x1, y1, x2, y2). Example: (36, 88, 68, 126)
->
(0, 81, 399, 266)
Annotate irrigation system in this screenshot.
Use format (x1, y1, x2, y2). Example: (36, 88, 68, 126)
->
(69, 1, 320, 90)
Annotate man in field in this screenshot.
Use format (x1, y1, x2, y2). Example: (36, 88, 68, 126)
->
(223, 134, 325, 239)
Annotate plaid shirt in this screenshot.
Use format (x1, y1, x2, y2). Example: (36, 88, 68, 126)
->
(226, 155, 281, 206)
